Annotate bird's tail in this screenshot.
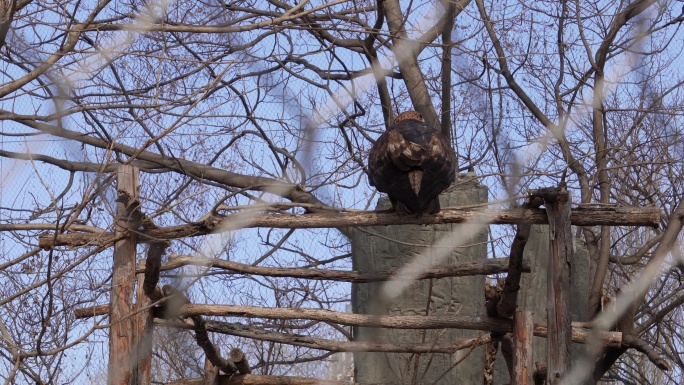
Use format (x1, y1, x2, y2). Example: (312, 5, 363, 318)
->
(394, 198, 440, 216)
(408, 170, 423, 196)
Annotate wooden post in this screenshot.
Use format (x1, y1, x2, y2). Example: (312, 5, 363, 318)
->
(542, 186, 572, 383)
(134, 268, 153, 385)
(108, 166, 140, 385)
(513, 310, 533, 385)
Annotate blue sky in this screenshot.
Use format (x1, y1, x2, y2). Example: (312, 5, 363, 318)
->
(2, 0, 684, 382)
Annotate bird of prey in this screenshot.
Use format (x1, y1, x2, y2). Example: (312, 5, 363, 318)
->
(367, 111, 456, 215)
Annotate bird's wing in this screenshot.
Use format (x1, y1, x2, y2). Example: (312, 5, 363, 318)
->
(386, 129, 429, 171)
(416, 132, 457, 203)
(368, 129, 426, 210)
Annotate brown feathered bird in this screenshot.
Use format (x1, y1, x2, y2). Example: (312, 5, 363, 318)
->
(368, 111, 456, 215)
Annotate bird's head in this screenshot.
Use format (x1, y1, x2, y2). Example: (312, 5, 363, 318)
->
(394, 111, 423, 124)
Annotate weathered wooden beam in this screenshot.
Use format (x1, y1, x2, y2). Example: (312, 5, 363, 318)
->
(134, 271, 153, 385)
(75, 304, 621, 348)
(513, 310, 534, 385)
(167, 373, 371, 385)
(108, 166, 139, 385)
(155, 318, 491, 355)
(540, 187, 573, 384)
(172, 304, 620, 347)
(136, 254, 530, 282)
(38, 206, 659, 249)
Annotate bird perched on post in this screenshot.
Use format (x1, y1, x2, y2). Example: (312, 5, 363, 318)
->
(367, 111, 457, 215)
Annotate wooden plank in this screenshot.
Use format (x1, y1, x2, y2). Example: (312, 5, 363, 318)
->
(542, 187, 573, 383)
(513, 310, 534, 385)
(38, 206, 660, 249)
(108, 165, 140, 385)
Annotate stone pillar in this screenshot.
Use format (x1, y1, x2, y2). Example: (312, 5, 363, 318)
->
(492, 225, 590, 384)
(351, 176, 488, 384)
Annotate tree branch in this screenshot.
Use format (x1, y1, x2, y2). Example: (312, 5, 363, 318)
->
(4, 114, 328, 207)
(382, 0, 440, 126)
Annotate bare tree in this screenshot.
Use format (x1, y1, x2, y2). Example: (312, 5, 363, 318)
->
(1, 0, 683, 384)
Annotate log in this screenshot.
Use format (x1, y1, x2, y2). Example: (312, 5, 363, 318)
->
(74, 304, 621, 347)
(167, 373, 377, 385)
(513, 310, 534, 385)
(182, 304, 511, 331)
(137, 254, 530, 282)
(229, 348, 252, 374)
(38, 206, 660, 249)
(155, 318, 491, 354)
(176, 304, 620, 347)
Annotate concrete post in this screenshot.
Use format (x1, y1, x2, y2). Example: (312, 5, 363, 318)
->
(352, 176, 488, 384)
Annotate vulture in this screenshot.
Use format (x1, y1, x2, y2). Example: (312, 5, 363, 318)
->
(368, 111, 457, 215)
